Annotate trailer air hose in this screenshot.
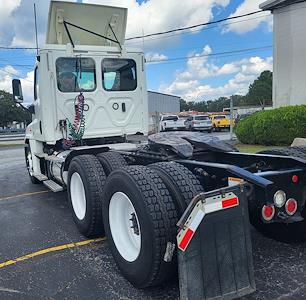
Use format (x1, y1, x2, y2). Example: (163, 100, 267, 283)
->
(63, 92, 86, 148)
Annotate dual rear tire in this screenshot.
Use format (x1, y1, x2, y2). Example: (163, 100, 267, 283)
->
(67, 152, 127, 237)
(67, 153, 204, 287)
(67, 155, 106, 237)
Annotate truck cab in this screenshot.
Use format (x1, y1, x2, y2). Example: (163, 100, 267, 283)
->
(14, 1, 148, 148)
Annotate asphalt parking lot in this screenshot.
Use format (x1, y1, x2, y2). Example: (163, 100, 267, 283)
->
(1, 146, 306, 300)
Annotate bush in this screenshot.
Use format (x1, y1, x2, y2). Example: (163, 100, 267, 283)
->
(235, 105, 306, 145)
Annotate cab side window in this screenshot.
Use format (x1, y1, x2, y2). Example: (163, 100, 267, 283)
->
(34, 67, 39, 100)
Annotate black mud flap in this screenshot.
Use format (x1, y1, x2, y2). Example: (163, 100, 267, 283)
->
(177, 185, 255, 300)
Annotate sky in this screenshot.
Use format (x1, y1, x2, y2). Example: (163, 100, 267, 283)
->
(0, 0, 273, 104)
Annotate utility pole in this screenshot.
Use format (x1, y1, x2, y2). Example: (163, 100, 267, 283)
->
(230, 97, 234, 140)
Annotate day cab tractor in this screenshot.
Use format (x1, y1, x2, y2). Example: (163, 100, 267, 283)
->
(11, 1, 306, 296)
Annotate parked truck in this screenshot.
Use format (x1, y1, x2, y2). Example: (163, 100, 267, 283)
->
(159, 114, 186, 131)
(12, 1, 306, 296)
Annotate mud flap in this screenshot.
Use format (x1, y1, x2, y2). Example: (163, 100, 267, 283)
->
(177, 185, 255, 300)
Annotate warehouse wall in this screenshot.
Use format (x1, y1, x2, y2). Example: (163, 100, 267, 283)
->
(148, 91, 180, 114)
(273, 2, 306, 107)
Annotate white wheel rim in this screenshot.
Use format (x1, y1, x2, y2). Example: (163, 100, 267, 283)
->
(70, 172, 86, 220)
(109, 192, 141, 262)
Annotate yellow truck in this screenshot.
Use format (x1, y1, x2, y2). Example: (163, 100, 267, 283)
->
(210, 114, 234, 131)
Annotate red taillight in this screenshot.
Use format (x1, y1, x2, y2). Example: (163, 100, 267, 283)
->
(292, 175, 299, 183)
(262, 204, 275, 221)
(192, 121, 199, 125)
(285, 198, 297, 215)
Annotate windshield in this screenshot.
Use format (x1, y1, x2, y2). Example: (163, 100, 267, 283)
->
(214, 115, 227, 120)
(163, 116, 178, 121)
(195, 116, 210, 121)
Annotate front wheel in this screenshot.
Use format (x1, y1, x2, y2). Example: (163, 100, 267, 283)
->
(67, 155, 106, 237)
(25, 145, 40, 184)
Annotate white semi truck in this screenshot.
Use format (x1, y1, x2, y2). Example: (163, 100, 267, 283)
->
(12, 1, 306, 297)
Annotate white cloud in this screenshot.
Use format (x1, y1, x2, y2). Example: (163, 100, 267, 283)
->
(0, 0, 232, 50)
(162, 45, 240, 86)
(160, 47, 273, 101)
(224, 0, 272, 34)
(0, 66, 33, 104)
(0, 0, 21, 45)
(83, 0, 230, 42)
(0, 0, 77, 48)
(145, 52, 168, 62)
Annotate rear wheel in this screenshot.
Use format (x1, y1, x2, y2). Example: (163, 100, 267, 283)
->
(258, 147, 306, 159)
(67, 155, 106, 237)
(102, 166, 178, 288)
(149, 162, 204, 215)
(250, 148, 306, 242)
(97, 151, 128, 176)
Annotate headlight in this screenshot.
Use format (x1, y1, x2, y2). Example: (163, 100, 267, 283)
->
(273, 190, 286, 208)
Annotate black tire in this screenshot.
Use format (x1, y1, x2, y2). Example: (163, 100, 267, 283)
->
(207, 129, 212, 133)
(102, 166, 178, 288)
(97, 151, 128, 176)
(149, 162, 204, 215)
(67, 154, 106, 237)
(291, 146, 306, 158)
(258, 147, 306, 159)
(250, 148, 306, 242)
(25, 145, 40, 184)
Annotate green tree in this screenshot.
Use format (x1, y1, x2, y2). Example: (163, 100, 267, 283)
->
(0, 90, 31, 128)
(180, 70, 272, 113)
(245, 70, 272, 107)
(180, 98, 191, 111)
(207, 97, 229, 112)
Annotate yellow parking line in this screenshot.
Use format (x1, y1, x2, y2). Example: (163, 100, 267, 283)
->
(0, 190, 51, 202)
(0, 238, 106, 269)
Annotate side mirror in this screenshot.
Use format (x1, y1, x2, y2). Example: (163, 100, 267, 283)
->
(12, 79, 23, 103)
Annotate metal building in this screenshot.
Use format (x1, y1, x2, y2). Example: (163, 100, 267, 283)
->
(147, 91, 181, 133)
(260, 0, 306, 107)
(148, 91, 180, 114)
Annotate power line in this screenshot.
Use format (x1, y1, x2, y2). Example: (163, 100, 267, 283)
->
(0, 10, 266, 49)
(146, 45, 272, 65)
(0, 64, 33, 68)
(0, 69, 33, 82)
(126, 10, 265, 40)
(126, 1, 306, 41)
(0, 46, 37, 50)
(126, 14, 270, 45)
